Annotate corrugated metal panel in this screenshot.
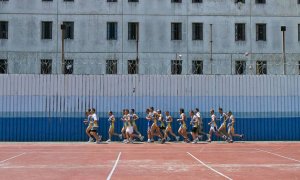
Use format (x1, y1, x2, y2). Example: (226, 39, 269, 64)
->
(0, 75, 299, 141)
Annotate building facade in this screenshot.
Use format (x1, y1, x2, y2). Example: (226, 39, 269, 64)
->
(0, 0, 300, 75)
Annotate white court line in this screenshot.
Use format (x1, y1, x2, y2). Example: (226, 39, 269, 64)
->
(187, 152, 232, 180)
(255, 148, 300, 163)
(0, 152, 26, 164)
(106, 152, 122, 180)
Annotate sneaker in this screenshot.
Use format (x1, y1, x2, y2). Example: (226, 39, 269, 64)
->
(123, 139, 127, 143)
(192, 140, 197, 144)
(119, 134, 123, 140)
(175, 136, 180, 141)
(206, 134, 211, 140)
(206, 139, 212, 143)
(198, 135, 203, 141)
(183, 138, 190, 143)
(147, 139, 151, 143)
(88, 137, 94, 143)
(161, 139, 166, 144)
(95, 141, 101, 144)
(98, 135, 102, 141)
(167, 137, 171, 142)
(151, 139, 154, 142)
(106, 139, 111, 143)
(139, 135, 144, 141)
(240, 134, 244, 140)
(158, 138, 162, 141)
(222, 135, 227, 140)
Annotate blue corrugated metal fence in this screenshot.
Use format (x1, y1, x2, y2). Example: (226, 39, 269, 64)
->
(0, 75, 299, 141)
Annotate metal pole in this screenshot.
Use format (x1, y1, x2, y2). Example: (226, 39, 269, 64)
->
(136, 24, 139, 74)
(281, 26, 286, 75)
(61, 24, 66, 74)
(283, 31, 286, 75)
(210, 24, 213, 74)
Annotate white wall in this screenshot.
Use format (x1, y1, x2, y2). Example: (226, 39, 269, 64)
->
(0, 0, 299, 74)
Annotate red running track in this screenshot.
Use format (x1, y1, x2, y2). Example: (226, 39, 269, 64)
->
(0, 142, 300, 180)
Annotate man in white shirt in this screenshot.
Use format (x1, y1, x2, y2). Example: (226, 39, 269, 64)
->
(90, 108, 101, 144)
(195, 108, 208, 141)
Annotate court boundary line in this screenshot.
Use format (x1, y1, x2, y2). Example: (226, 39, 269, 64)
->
(187, 152, 232, 180)
(0, 152, 26, 164)
(255, 148, 300, 163)
(106, 152, 121, 180)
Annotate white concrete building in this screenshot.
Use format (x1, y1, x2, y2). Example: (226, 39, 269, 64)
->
(0, 0, 300, 75)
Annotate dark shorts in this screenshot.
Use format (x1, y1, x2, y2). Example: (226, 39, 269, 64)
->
(159, 126, 166, 130)
(192, 127, 198, 133)
(90, 127, 98, 133)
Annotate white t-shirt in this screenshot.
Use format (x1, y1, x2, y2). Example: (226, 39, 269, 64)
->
(191, 115, 198, 127)
(91, 113, 98, 121)
(228, 115, 234, 125)
(220, 112, 229, 122)
(196, 112, 202, 126)
(211, 114, 217, 127)
(196, 112, 201, 118)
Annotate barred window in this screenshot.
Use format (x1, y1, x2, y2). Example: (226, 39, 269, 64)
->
(256, 61, 267, 75)
(171, 0, 182, 3)
(107, 22, 118, 40)
(62, 22, 74, 39)
(128, 22, 139, 40)
(192, 0, 202, 3)
(171, 60, 182, 75)
(192, 23, 203, 40)
(0, 59, 8, 74)
(192, 60, 203, 74)
(255, 0, 266, 4)
(256, 24, 266, 41)
(0, 21, 8, 39)
(128, 60, 139, 74)
(235, 61, 246, 75)
(41, 59, 52, 74)
(41, 21, 52, 39)
(171, 23, 182, 40)
(298, 24, 300, 41)
(235, 0, 245, 3)
(64, 59, 74, 74)
(235, 23, 246, 41)
(106, 60, 118, 74)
